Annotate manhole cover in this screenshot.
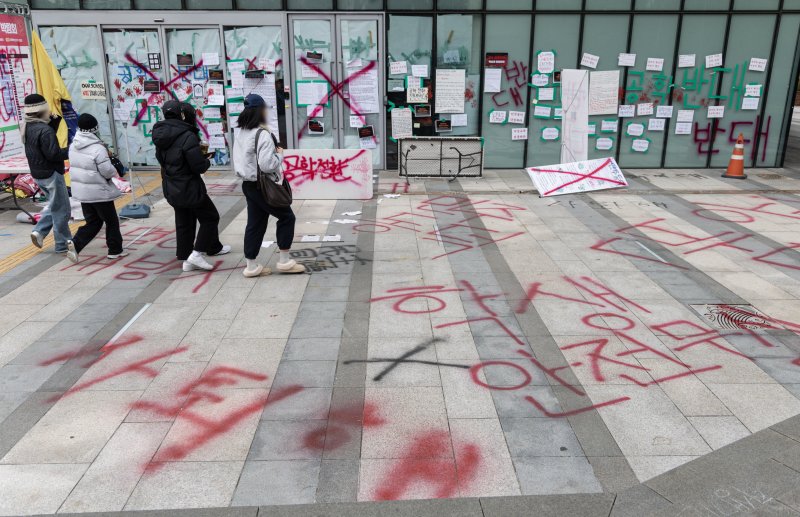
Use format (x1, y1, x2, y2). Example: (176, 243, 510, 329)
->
(756, 173, 782, 180)
(689, 304, 776, 330)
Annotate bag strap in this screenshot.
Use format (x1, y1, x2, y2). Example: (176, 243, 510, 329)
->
(254, 128, 264, 174)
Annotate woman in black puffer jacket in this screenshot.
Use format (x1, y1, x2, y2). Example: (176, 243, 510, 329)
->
(151, 100, 229, 272)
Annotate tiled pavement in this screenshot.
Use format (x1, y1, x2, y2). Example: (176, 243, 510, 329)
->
(1, 134, 800, 515)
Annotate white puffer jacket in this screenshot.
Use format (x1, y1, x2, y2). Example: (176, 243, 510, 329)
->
(68, 131, 122, 203)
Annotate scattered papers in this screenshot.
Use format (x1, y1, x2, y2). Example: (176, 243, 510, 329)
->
(261, 240, 274, 248)
(301, 235, 321, 242)
(342, 211, 362, 216)
(383, 194, 401, 199)
(526, 157, 627, 197)
(323, 235, 342, 242)
(333, 219, 359, 224)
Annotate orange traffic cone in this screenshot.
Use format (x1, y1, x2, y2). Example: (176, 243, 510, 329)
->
(722, 133, 747, 179)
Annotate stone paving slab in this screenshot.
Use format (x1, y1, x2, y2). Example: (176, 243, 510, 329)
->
(3, 160, 800, 515)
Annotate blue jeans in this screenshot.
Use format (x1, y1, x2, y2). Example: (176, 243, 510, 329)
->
(33, 173, 72, 252)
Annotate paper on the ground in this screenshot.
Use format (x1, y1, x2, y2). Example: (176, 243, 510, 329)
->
(333, 219, 359, 224)
(323, 235, 342, 242)
(342, 211, 362, 216)
(261, 240, 274, 248)
(383, 194, 401, 199)
(301, 235, 321, 242)
(526, 157, 627, 197)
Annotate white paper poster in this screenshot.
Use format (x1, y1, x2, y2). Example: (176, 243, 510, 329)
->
(512, 128, 528, 141)
(530, 74, 549, 87)
(508, 111, 526, 124)
(588, 70, 619, 116)
(646, 58, 664, 72)
(411, 64, 429, 77)
(637, 103, 654, 116)
(297, 81, 329, 106)
(705, 53, 723, 68)
(588, 124, 597, 136)
(451, 113, 468, 126)
(534, 106, 551, 118)
(678, 54, 696, 68)
(648, 118, 666, 131)
(538, 51, 555, 74)
(596, 138, 614, 151)
(484, 68, 502, 93)
(348, 68, 380, 114)
(389, 60, 407, 75)
(707, 105, 725, 118)
(561, 69, 590, 163)
(618, 105, 635, 118)
(618, 53, 636, 67)
(677, 109, 694, 122)
(538, 87, 555, 101)
(742, 97, 760, 110)
(581, 53, 599, 69)
(745, 84, 762, 97)
(675, 122, 692, 135)
(391, 108, 413, 139)
(656, 105, 674, 118)
(632, 139, 650, 153)
(749, 57, 768, 72)
(307, 105, 322, 117)
(489, 110, 507, 124)
(201, 52, 219, 66)
(626, 123, 645, 137)
(542, 127, 560, 141)
(407, 86, 428, 103)
(435, 68, 466, 113)
(526, 157, 627, 197)
(601, 120, 618, 132)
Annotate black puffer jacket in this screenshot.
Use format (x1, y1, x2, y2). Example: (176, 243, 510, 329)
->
(151, 118, 210, 208)
(24, 122, 68, 180)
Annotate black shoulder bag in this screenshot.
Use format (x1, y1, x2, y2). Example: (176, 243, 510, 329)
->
(255, 129, 292, 208)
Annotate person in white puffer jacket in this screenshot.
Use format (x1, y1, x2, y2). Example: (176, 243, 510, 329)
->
(65, 114, 127, 263)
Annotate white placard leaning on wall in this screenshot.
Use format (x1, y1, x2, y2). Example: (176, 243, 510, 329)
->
(561, 69, 590, 163)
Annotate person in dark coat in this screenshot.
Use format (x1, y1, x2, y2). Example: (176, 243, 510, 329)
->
(22, 93, 71, 253)
(151, 100, 229, 272)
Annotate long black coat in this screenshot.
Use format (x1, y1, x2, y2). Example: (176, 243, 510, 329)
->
(151, 118, 210, 208)
(24, 122, 68, 180)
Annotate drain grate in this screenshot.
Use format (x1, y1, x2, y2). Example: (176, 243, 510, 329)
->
(756, 173, 783, 180)
(689, 304, 777, 331)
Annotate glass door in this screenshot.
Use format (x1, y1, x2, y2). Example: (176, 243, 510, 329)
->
(288, 14, 385, 169)
(103, 28, 166, 167)
(165, 27, 228, 166)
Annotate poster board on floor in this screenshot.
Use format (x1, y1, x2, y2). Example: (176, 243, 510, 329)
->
(282, 149, 373, 200)
(526, 157, 627, 197)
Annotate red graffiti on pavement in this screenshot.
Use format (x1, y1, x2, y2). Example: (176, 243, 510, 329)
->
(372, 430, 480, 500)
(301, 402, 385, 452)
(38, 335, 144, 368)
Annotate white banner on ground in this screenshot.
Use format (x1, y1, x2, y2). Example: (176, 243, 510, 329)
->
(526, 157, 628, 197)
(282, 149, 373, 200)
(560, 69, 590, 163)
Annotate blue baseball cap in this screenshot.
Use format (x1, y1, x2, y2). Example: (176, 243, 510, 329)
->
(244, 94, 266, 109)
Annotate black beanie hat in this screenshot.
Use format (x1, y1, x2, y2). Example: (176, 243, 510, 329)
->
(78, 113, 99, 132)
(162, 100, 183, 120)
(24, 93, 46, 107)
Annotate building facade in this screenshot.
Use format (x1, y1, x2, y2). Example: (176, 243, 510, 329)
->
(26, 0, 800, 170)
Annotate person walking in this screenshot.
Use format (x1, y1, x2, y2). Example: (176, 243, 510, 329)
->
(152, 100, 230, 272)
(64, 114, 127, 263)
(22, 93, 71, 253)
(232, 94, 304, 278)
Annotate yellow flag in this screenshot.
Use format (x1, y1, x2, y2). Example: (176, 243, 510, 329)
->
(31, 31, 70, 147)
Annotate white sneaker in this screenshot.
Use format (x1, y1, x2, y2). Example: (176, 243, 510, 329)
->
(30, 231, 43, 249)
(277, 259, 306, 274)
(208, 245, 231, 256)
(183, 252, 214, 272)
(107, 251, 129, 260)
(66, 240, 79, 264)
